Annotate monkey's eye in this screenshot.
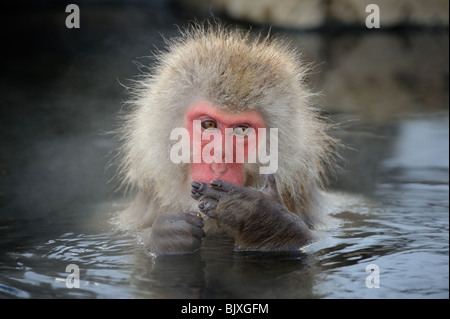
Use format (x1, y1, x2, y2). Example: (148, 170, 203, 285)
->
(233, 125, 251, 136)
(201, 120, 217, 130)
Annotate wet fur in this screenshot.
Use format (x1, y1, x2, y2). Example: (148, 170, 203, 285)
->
(115, 22, 339, 239)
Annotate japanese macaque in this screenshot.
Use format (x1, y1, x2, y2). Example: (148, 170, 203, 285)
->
(116, 23, 338, 256)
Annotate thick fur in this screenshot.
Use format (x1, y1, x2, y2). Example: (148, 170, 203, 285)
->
(116, 22, 338, 235)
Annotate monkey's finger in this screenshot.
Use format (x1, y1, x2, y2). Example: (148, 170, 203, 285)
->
(261, 174, 282, 200)
(192, 181, 229, 199)
(190, 189, 202, 201)
(191, 225, 206, 239)
(196, 184, 228, 200)
(261, 174, 278, 192)
(191, 181, 206, 190)
(191, 182, 211, 199)
(184, 212, 205, 228)
(209, 179, 245, 194)
(162, 215, 205, 240)
(198, 198, 218, 218)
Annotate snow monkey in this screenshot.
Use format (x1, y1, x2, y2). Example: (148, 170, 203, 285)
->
(117, 23, 338, 256)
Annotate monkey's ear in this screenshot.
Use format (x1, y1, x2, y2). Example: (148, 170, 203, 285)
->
(261, 174, 281, 200)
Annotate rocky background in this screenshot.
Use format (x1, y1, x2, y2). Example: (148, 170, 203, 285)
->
(181, 0, 449, 28)
(179, 0, 449, 122)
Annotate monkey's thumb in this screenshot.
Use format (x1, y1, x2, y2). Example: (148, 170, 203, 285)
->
(261, 174, 280, 196)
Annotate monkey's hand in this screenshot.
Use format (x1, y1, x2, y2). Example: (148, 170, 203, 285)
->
(145, 212, 205, 256)
(190, 174, 312, 251)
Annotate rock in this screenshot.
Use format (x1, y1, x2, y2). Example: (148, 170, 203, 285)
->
(178, 0, 449, 28)
(329, 0, 449, 27)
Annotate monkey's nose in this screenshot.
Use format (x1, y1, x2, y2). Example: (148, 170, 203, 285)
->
(210, 162, 227, 176)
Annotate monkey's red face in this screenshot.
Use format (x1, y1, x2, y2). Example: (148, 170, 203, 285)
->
(186, 102, 265, 186)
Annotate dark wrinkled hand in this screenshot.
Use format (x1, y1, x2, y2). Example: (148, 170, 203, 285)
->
(190, 174, 311, 251)
(148, 212, 205, 256)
